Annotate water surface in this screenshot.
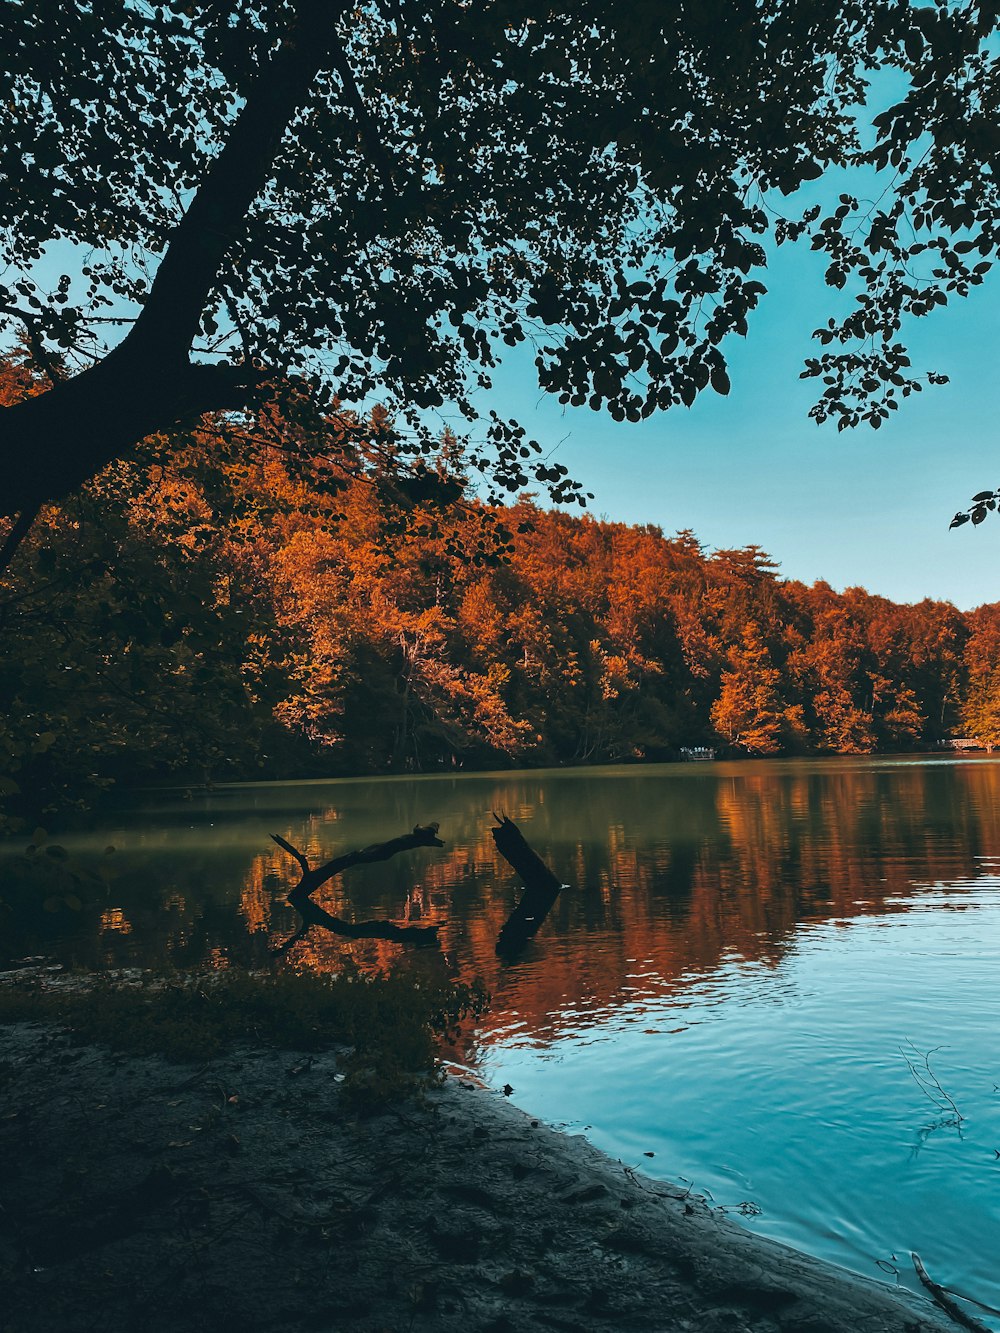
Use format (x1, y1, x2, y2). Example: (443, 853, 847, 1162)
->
(4, 756, 999, 1322)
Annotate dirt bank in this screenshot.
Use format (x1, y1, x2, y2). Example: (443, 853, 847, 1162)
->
(0, 1023, 955, 1333)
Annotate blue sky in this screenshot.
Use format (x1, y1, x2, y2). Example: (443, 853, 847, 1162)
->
(480, 233, 1000, 611)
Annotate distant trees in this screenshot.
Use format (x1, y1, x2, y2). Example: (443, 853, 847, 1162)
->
(959, 605, 1000, 749)
(710, 624, 806, 756)
(2, 356, 994, 827)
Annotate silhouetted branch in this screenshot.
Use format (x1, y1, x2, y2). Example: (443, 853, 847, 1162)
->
(0, 504, 41, 576)
(492, 812, 564, 957)
(270, 823, 444, 953)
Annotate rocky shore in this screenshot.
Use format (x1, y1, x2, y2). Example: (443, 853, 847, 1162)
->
(0, 1023, 956, 1333)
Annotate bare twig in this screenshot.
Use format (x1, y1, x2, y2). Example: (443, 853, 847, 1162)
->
(900, 1041, 964, 1122)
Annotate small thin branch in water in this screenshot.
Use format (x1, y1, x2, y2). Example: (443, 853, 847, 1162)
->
(912, 1253, 994, 1333)
(900, 1040, 964, 1122)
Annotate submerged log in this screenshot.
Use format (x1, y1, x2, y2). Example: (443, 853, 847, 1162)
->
(492, 813, 564, 957)
(271, 824, 444, 955)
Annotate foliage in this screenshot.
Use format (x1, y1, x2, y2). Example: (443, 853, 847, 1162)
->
(1, 1, 998, 521)
(710, 623, 807, 755)
(0, 965, 489, 1107)
(950, 489, 1000, 531)
(2, 368, 992, 830)
(0, 363, 989, 825)
(0, 825, 118, 919)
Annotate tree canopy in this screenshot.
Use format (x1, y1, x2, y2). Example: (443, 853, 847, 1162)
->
(1, 0, 998, 532)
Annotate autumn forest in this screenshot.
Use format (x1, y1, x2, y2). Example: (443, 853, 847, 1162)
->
(2, 353, 998, 832)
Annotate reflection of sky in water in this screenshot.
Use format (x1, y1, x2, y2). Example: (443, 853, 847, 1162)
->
(477, 879, 1000, 1329)
(5, 757, 1000, 1324)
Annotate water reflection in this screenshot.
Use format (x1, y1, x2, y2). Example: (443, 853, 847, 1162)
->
(5, 757, 1000, 1023)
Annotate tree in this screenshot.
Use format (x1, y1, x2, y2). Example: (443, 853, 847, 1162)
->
(710, 622, 805, 755)
(2, 0, 998, 555)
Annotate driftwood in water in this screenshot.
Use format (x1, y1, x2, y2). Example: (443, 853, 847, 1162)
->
(492, 813, 564, 956)
(911, 1253, 994, 1333)
(271, 824, 444, 955)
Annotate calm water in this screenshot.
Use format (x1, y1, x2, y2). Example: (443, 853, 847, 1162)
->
(3, 755, 999, 1321)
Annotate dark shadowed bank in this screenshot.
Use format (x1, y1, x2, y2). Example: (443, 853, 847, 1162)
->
(0, 1025, 956, 1333)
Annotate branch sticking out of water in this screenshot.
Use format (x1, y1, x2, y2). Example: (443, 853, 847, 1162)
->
(912, 1253, 994, 1333)
(270, 824, 445, 955)
(900, 1041, 964, 1122)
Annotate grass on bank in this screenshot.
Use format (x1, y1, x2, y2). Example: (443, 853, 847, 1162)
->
(0, 965, 490, 1108)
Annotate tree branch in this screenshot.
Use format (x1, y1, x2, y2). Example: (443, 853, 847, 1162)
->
(327, 36, 396, 183)
(270, 823, 444, 952)
(0, 2, 349, 518)
(0, 504, 41, 577)
(491, 813, 564, 957)
(0, 308, 66, 386)
(124, 1, 350, 364)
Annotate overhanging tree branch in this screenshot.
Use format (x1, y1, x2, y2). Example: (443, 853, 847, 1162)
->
(124, 1, 348, 364)
(0, 1, 350, 518)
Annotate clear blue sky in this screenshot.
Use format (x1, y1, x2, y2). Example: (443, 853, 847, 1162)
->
(476, 233, 1000, 611)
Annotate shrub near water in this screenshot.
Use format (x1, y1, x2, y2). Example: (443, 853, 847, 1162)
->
(0, 965, 490, 1106)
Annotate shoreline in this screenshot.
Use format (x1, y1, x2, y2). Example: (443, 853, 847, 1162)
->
(0, 1023, 957, 1333)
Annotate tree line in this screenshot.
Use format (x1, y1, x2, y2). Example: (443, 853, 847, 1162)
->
(2, 357, 999, 829)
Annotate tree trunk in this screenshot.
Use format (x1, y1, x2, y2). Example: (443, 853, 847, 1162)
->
(492, 815, 564, 957)
(0, 1, 347, 521)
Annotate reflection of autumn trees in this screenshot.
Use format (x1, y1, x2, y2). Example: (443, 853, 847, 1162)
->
(219, 762, 1000, 1044)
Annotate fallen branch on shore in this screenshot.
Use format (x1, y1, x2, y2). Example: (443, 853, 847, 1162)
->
(911, 1253, 994, 1333)
(271, 824, 444, 955)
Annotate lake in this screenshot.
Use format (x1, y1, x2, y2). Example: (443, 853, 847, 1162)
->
(3, 755, 999, 1325)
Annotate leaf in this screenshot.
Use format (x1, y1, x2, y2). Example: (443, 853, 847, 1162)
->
(949, 513, 971, 528)
(710, 366, 731, 396)
(971, 507, 988, 525)
(971, 491, 995, 502)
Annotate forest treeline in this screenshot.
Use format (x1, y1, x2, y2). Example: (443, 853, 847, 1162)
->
(2, 357, 1000, 827)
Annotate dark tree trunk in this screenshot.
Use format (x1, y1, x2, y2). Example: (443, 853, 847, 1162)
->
(0, 1, 346, 521)
(492, 814, 564, 957)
